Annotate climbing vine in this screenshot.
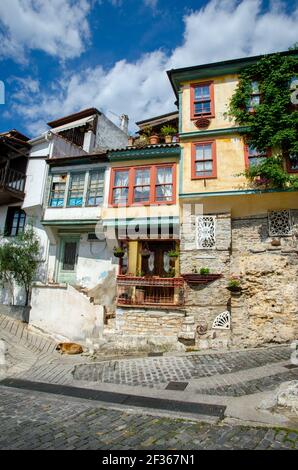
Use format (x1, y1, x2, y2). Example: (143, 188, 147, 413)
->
(229, 52, 298, 189)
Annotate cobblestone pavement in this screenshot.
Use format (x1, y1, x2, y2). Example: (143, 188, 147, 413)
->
(73, 346, 292, 390)
(0, 386, 297, 450)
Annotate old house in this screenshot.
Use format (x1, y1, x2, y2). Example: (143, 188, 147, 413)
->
(0, 130, 30, 304)
(167, 50, 298, 348)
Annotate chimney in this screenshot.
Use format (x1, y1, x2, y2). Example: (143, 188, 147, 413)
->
(120, 114, 129, 134)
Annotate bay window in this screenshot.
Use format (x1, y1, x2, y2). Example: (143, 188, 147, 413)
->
(110, 164, 176, 206)
(48, 168, 105, 208)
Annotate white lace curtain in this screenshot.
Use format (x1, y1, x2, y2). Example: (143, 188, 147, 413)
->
(156, 167, 172, 199)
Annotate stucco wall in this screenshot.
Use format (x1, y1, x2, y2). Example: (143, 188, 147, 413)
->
(180, 136, 249, 194)
(30, 284, 104, 341)
(95, 114, 128, 151)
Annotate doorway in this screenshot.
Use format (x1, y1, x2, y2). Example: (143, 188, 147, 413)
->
(57, 237, 80, 284)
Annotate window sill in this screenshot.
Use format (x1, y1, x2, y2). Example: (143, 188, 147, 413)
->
(191, 175, 217, 180)
(191, 114, 215, 120)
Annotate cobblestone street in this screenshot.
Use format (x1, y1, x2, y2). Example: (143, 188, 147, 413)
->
(0, 314, 297, 450)
(0, 387, 297, 450)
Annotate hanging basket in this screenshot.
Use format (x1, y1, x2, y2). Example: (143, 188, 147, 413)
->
(181, 273, 222, 285)
(195, 117, 211, 129)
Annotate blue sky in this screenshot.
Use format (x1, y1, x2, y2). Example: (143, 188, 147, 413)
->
(0, 0, 297, 137)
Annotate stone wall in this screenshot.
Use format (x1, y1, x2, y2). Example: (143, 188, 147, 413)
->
(231, 210, 298, 348)
(180, 212, 232, 348)
(115, 307, 186, 337)
(179, 209, 298, 350)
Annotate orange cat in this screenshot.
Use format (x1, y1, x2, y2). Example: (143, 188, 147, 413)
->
(56, 342, 83, 354)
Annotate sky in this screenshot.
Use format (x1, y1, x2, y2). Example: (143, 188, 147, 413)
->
(0, 0, 297, 137)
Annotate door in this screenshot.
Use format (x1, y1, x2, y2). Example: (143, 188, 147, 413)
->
(57, 237, 79, 284)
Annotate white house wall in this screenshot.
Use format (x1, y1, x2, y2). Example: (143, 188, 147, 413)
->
(76, 235, 116, 287)
(23, 158, 48, 209)
(95, 114, 128, 150)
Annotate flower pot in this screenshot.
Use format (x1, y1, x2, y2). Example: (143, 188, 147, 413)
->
(227, 286, 242, 295)
(114, 251, 125, 258)
(127, 136, 134, 146)
(181, 273, 222, 285)
(149, 135, 159, 145)
(164, 135, 172, 144)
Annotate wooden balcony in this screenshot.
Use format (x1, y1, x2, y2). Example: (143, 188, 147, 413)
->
(0, 167, 26, 204)
(116, 275, 185, 307)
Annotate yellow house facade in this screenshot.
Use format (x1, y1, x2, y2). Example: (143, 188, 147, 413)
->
(166, 50, 298, 349)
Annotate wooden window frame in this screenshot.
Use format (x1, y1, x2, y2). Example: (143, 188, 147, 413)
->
(248, 81, 261, 113)
(49, 175, 67, 208)
(190, 81, 215, 120)
(244, 144, 269, 168)
(67, 172, 85, 207)
(191, 140, 217, 180)
(86, 169, 105, 206)
(109, 163, 176, 207)
(4, 207, 26, 237)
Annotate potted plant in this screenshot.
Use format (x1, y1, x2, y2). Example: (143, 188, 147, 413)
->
(160, 125, 177, 144)
(181, 267, 222, 285)
(113, 246, 125, 258)
(167, 249, 179, 258)
(227, 276, 242, 294)
(142, 126, 159, 145)
(200, 267, 210, 275)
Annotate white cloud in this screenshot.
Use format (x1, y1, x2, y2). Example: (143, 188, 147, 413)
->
(0, 0, 91, 63)
(144, 0, 158, 8)
(10, 0, 298, 135)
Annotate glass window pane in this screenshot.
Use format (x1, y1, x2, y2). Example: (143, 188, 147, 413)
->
(134, 186, 150, 202)
(135, 168, 150, 185)
(204, 161, 212, 171)
(156, 184, 173, 201)
(113, 187, 128, 204)
(156, 167, 172, 184)
(204, 144, 212, 159)
(194, 101, 210, 114)
(114, 170, 129, 187)
(195, 145, 204, 159)
(251, 81, 259, 93)
(67, 173, 85, 207)
(195, 85, 210, 99)
(86, 170, 104, 206)
(289, 153, 298, 170)
(196, 162, 204, 172)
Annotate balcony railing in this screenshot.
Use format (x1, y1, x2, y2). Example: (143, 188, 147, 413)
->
(0, 167, 26, 193)
(116, 275, 185, 307)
